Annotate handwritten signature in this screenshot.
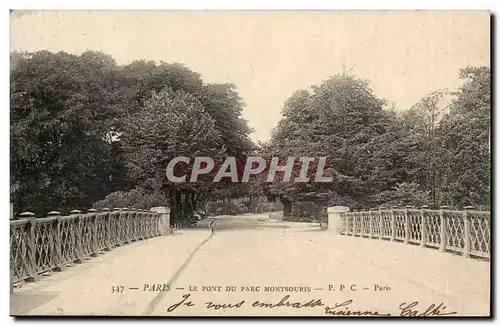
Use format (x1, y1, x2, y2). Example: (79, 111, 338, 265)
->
(399, 301, 457, 317)
(325, 300, 390, 316)
(166, 294, 457, 316)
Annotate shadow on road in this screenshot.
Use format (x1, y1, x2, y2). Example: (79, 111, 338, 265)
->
(11, 291, 60, 315)
(213, 224, 291, 231)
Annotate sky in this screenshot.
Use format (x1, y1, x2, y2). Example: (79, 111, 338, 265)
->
(10, 10, 490, 141)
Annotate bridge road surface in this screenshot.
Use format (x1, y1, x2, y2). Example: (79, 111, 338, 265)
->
(11, 213, 490, 316)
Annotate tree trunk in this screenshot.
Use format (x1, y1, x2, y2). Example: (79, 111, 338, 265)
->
(176, 190, 182, 222)
(282, 198, 292, 217)
(191, 192, 196, 211)
(183, 191, 192, 220)
(168, 188, 179, 224)
(194, 192, 205, 214)
(224, 197, 230, 215)
(249, 196, 256, 214)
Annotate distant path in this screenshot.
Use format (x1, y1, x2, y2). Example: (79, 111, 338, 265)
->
(11, 213, 490, 316)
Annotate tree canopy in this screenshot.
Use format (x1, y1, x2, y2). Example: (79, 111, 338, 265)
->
(10, 49, 490, 217)
(10, 50, 254, 216)
(266, 68, 490, 211)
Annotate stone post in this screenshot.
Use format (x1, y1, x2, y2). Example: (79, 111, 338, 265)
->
(150, 207, 171, 236)
(327, 206, 350, 234)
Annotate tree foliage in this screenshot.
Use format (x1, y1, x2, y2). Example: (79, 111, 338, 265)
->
(10, 51, 255, 217)
(437, 67, 490, 208)
(10, 49, 490, 216)
(10, 51, 125, 214)
(267, 68, 490, 211)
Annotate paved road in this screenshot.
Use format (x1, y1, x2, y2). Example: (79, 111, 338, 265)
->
(11, 214, 490, 316)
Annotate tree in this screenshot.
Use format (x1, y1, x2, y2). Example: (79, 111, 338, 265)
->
(117, 64, 255, 217)
(10, 51, 126, 214)
(438, 67, 490, 208)
(401, 90, 447, 207)
(10, 51, 256, 216)
(198, 83, 254, 155)
(120, 87, 224, 222)
(267, 73, 393, 212)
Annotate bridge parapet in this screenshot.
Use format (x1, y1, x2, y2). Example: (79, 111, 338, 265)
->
(10, 208, 163, 285)
(327, 206, 350, 233)
(150, 206, 171, 235)
(329, 206, 490, 260)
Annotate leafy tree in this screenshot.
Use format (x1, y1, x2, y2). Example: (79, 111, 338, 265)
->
(378, 182, 430, 208)
(267, 74, 393, 213)
(117, 63, 255, 217)
(198, 83, 254, 155)
(11, 49, 489, 217)
(438, 67, 490, 208)
(399, 90, 447, 207)
(120, 87, 224, 222)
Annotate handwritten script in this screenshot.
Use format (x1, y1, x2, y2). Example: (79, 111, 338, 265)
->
(166, 293, 457, 316)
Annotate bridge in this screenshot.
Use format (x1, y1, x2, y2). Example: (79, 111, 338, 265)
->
(10, 208, 490, 316)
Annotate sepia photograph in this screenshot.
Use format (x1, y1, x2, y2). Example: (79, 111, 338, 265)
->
(9, 10, 491, 317)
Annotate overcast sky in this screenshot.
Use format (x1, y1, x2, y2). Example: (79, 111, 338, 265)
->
(10, 10, 490, 141)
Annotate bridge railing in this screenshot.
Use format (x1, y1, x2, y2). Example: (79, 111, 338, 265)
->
(339, 207, 490, 260)
(10, 208, 161, 284)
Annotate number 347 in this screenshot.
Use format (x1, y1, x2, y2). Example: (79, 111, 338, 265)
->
(111, 285, 124, 293)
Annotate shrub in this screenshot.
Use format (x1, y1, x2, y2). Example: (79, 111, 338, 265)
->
(383, 182, 431, 208)
(254, 197, 279, 213)
(205, 196, 279, 216)
(93, 188, 168, 210)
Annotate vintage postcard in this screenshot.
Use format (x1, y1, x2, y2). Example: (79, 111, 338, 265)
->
(9, 10, 491, 317)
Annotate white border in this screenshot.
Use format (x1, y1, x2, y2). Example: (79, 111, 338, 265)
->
(2, 0, 497, 10)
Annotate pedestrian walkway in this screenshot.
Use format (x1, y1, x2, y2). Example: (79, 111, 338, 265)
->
(11, 215, 490, 316)
(11, 229, 211, 315)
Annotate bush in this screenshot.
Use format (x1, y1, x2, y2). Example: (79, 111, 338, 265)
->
(253, 197, 279, 213)
(205, 199, 247, 216)
(205, 196, 279, 216)
(383, 182, 431, 208)
(286, 201, 327, 222)
(93, 188, 168, 210)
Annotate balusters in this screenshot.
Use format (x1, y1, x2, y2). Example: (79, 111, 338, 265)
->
(361, 209, 366, 237)
(369, 208, 374, 238)
(344, 212, 349, 235)
(122, 207, 131, 244)
(101, 208, 112, 251)
(332, 206, 489, 261)
(404, 206, 412, 244)
(47, 211, 63, 271)
(113, 208, 122, 246)
(378, 208, 383, 240)
(420, 206, 429, 247)
(390, 206, 396, 242)
(352, 211, 357, 236)
(87, 209, 99, 257)
(10, 206, 164, 287)
(463, 206, 474, 258)
(70, 210, 83, 263)
(19, 212, 37, 282)
(439, 206, 449, 252)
